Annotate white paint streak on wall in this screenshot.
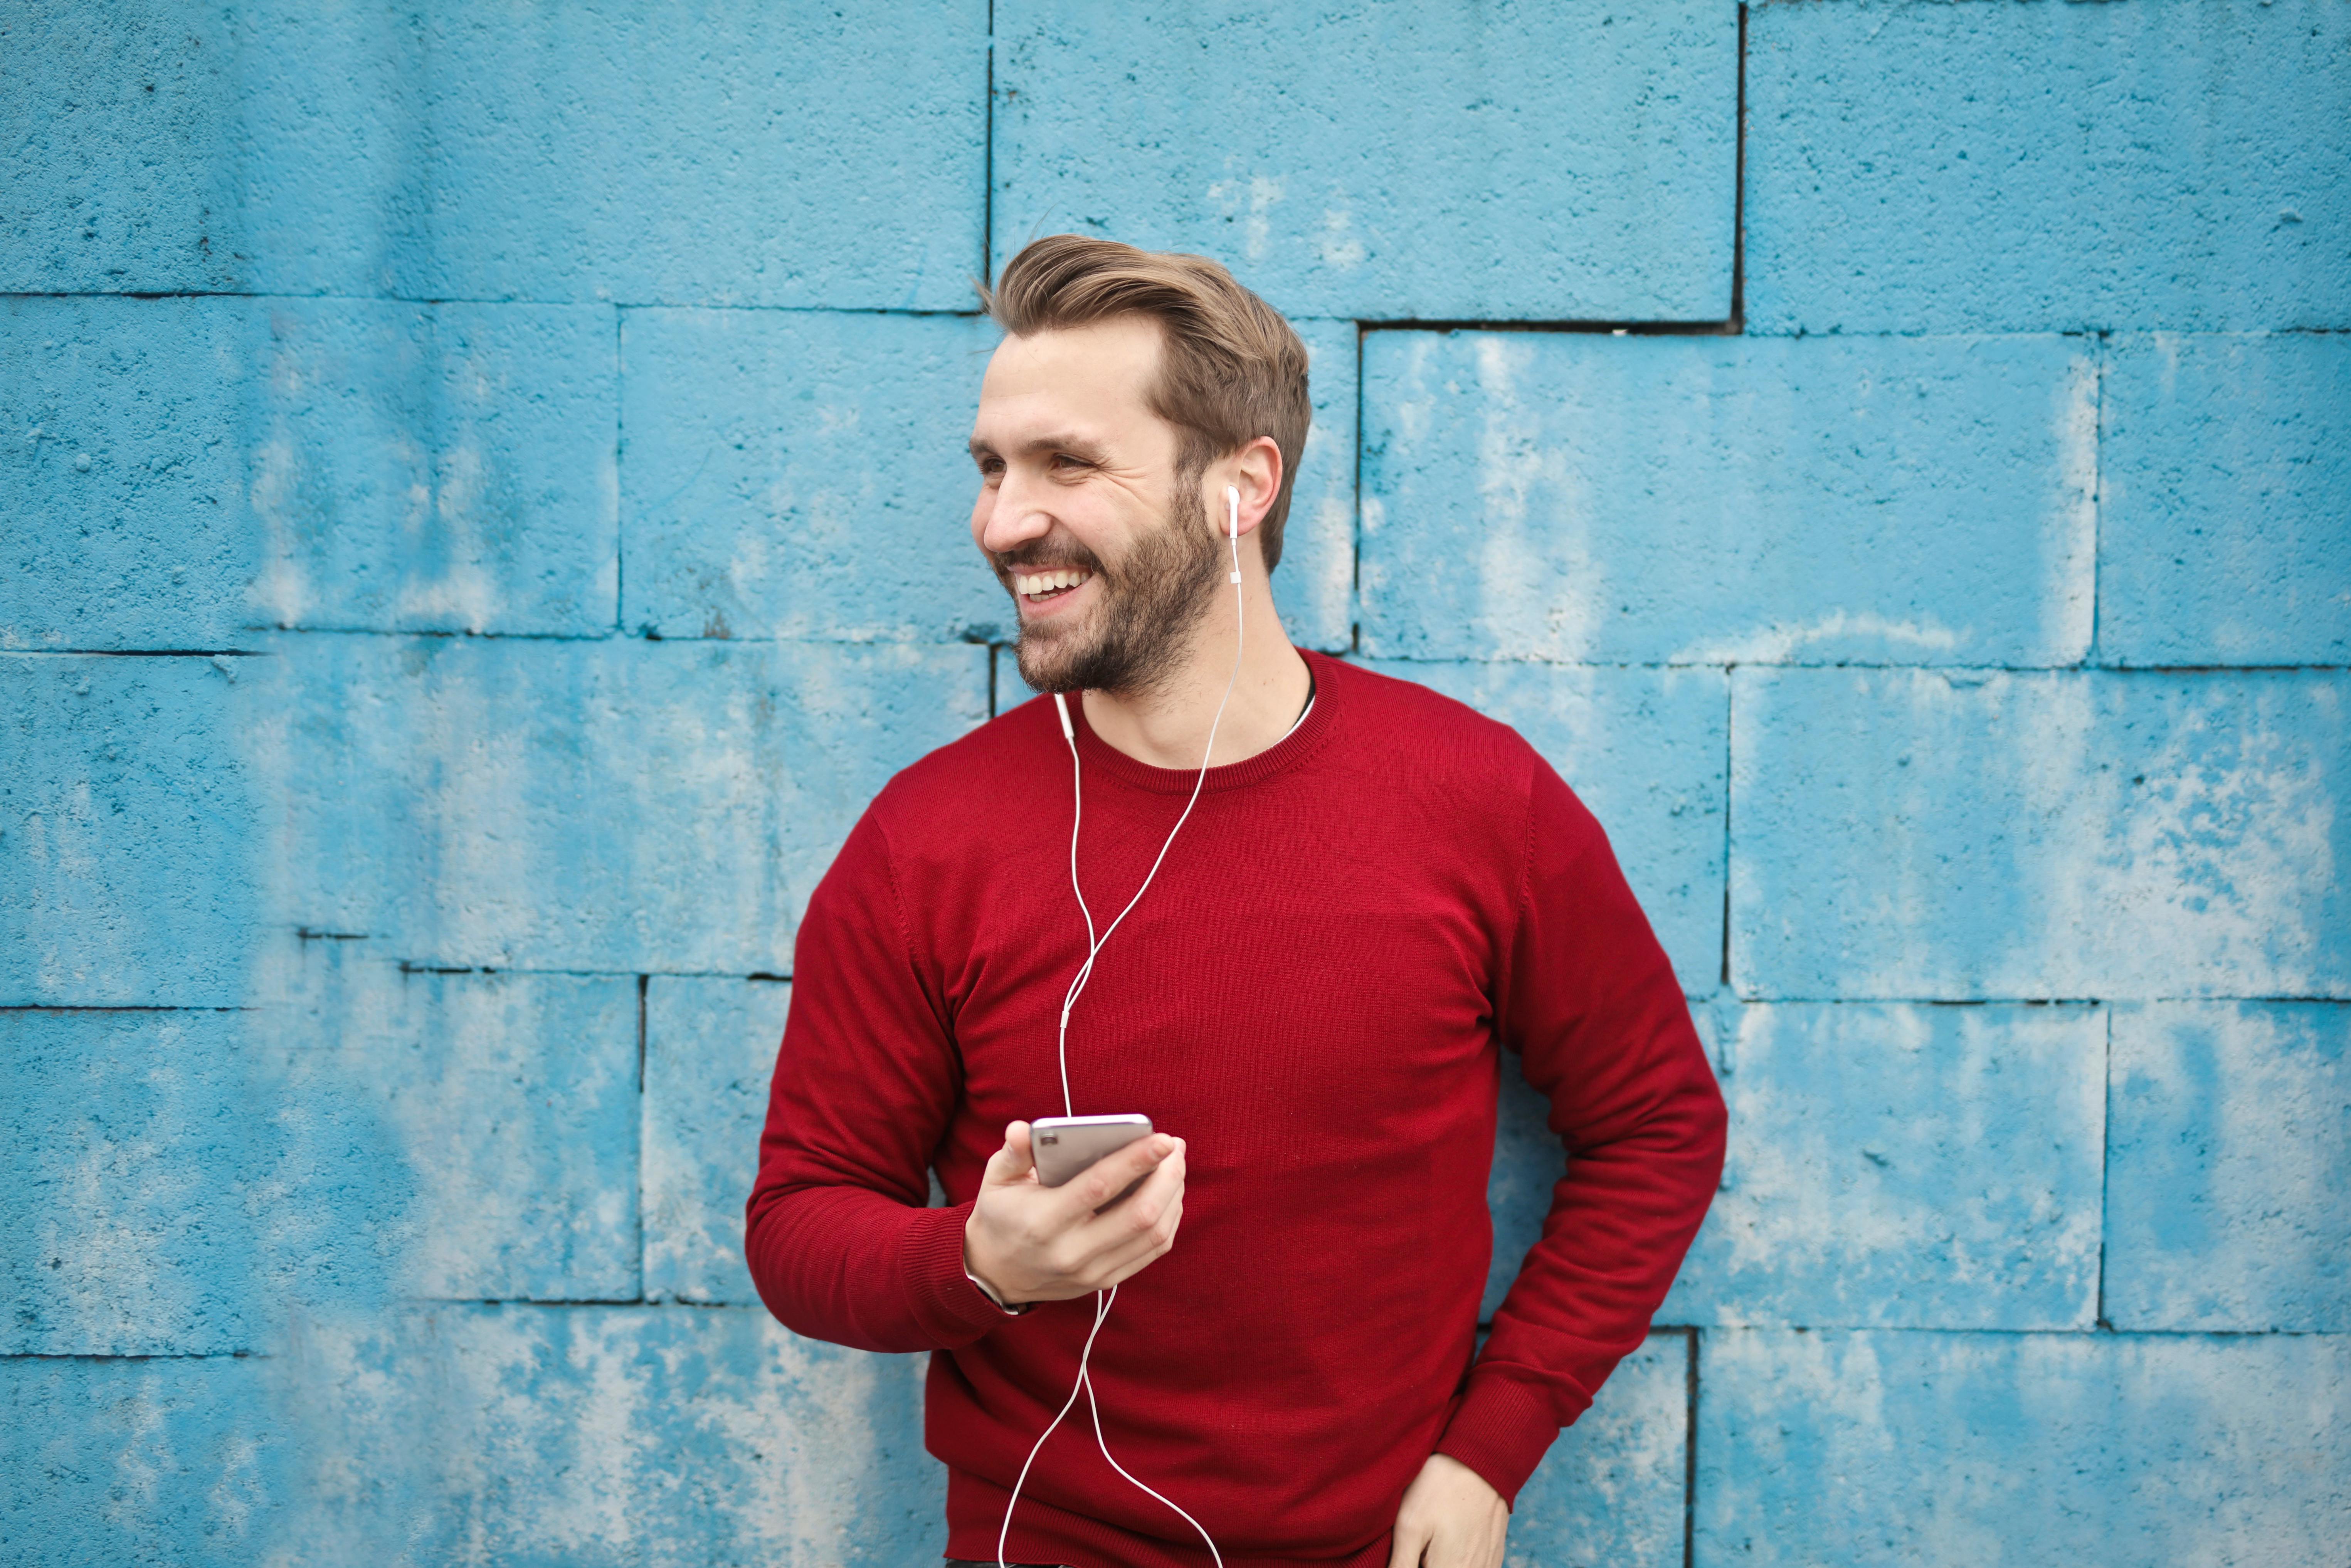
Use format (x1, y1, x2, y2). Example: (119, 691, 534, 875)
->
(1677, 609, 1965, 667)
(1472, 334, 1599, 661)
(246, 437, 312, 627)
(2048, 348, 2099, 662)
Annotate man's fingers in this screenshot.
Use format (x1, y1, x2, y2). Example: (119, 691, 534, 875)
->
(1089, 1190, 1185, 1288)
(1386, 1512, 1431, 1568)
(985, 1121, 1037, 1185)
(1051, 1133, 1179, 1220)
(1068, 1141, 1184, 1248)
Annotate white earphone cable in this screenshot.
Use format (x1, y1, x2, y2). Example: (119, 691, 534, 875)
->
(999, 488, 1247, 1568)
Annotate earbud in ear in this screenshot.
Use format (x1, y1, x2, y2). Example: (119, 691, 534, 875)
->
(1225, 486, 1240, 540)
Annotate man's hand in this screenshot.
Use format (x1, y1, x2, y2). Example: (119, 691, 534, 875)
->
(1388, 1454, 1508, 1568)
(963, 1121, 1186, 1305)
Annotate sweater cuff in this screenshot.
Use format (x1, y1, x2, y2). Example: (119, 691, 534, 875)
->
(1435, 1370, 1568, 1508)
(899, 1201, 1019, 1345)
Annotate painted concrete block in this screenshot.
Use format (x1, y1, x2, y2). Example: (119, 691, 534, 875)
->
(644, 978, 791, 1304)
(2, 295, 619, 645)
(1731, 669, 2350, 1000)
(992, 0, 1736, 321)
(2107, 1002, 2351, 1333)
(620, 311, 1001, 643)
(244, 298, 619, 636)
(1274, 318, 1358, 654)
(1746, 0, 2351, 333)
(2099, 333, 2351, 667)
(247, 635, 989, 973)
(3, 1010, 265, 1355)
(2, 1355, 289, 1568)
(1660, 1004, 2104, 1331)
(1509, 1333, 1688, 1568)
(2, 2, 988, 308)
(1, 654, 254, 1006)
(0, 2, 251, 294)
(1697, 1329, 2351, 1566)
(1359, 333, 2096, 665)
(265, 1304, 942, 1567)
(0, 297, 255, 650)
(1367, 661, 1726, 995)
(262, 949, 642, 1303)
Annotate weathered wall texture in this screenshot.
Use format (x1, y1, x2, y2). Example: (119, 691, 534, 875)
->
(3, 2, 2346, 1563)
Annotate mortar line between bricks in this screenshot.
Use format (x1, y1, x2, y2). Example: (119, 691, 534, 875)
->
(1352, 320, 1366, 650)
(1359, 317, 1736, 336)
(2087, 330, 2108, 666)
(1652, 1324, 2351, 1339)
(613, 309, 627, 637)
(413, 1298, 769, 1311)
(2, 289, 994, 317)
(0, 1004, 252, 1013)
(1300, 655, 2351, 673)
(1729, 2, 1748, 333)
(1, 1351, 266, 1361)
(982, 0, 995, 286)
(1725, 995, 2347, 1007)
(1683, 1327, 1701, 1568)
(635, 974, 650, 1304)
(1720, 670, 1735, 991)
(2096, 1008, 2114, 1330)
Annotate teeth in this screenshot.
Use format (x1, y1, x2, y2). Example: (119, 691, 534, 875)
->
(1016, 569, 1091, 598)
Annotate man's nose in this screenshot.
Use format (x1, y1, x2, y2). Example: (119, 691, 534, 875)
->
(980, 469, 1054, 555)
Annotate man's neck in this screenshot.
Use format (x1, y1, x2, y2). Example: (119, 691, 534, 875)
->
(1080, 581, 1313, 771)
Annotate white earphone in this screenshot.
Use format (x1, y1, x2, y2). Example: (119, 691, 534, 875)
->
(1009, 486, 1245, 1568)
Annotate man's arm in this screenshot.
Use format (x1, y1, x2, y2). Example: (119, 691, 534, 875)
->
(1434, 758, 1729, 1506)
(745, 809, 1192, 1352)
(745, 809, 1015, 1352)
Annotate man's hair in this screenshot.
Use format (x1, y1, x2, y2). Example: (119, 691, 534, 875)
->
(979, 235, 1312, 571)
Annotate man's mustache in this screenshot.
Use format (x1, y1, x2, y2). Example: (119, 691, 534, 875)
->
(992, 545, 1107, 577)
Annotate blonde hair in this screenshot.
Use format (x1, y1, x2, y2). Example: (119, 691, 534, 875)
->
(979, 235, 1313, 570)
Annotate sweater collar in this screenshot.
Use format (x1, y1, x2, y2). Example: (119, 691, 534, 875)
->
(1065, 648, 1344, 796)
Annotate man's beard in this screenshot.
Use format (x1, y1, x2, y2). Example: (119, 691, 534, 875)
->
(1000, 499, 1223, 698)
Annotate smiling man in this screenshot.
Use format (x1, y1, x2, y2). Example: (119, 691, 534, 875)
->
(747, 236, 1726, 1568)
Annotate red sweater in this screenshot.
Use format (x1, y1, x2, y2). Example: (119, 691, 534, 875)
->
(747, 651, 1725, 1568)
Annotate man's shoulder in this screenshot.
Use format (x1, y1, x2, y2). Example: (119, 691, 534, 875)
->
(867, 691, 1061, 839)
(1328, 656, 1545, 783)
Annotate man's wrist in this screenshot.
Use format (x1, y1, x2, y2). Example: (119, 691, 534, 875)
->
(964, 1266, 1031, 1314)
(961, 1231, 1030, 1316)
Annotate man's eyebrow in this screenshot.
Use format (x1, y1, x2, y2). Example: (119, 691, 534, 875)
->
(968, 432, 1108, 460)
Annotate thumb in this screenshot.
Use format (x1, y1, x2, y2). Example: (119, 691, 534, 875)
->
(987, 1121, 1037, 1185)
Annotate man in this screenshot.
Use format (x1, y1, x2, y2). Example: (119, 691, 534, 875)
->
(747, 235, 1726, 1568)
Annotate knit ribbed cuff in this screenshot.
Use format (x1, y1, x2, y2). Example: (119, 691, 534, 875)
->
(900, 1201, 1020, 1345)
(1434, 1370, 1568, 1509)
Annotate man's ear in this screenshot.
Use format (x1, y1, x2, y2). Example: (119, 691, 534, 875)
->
(1223, 435, 1285, 538)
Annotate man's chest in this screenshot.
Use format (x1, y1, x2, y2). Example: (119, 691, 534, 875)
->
(930, 815, 1509, 1161)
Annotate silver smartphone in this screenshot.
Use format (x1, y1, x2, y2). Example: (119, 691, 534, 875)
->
(1031, 1113, 1154, 1192)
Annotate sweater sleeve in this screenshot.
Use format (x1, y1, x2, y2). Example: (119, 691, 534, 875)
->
(1435, 758, 1728, 1505)
(744, 808, 1012, 1352)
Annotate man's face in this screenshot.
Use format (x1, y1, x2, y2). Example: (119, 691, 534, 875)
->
(968, 316, 1221, 696)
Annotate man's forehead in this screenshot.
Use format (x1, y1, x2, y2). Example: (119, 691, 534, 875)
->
(972, 317, 1164, 434)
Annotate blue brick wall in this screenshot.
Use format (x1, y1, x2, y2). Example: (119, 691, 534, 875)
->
(4, 2, 2344, 1563)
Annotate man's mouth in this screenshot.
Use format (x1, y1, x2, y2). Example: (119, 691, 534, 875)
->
(1013, 566, 1095, 606)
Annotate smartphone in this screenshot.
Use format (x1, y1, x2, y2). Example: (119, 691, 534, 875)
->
(1031, 1113, 1154, 1192)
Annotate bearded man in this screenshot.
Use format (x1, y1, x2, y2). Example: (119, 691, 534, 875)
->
(746, 235, 1726, 1568)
